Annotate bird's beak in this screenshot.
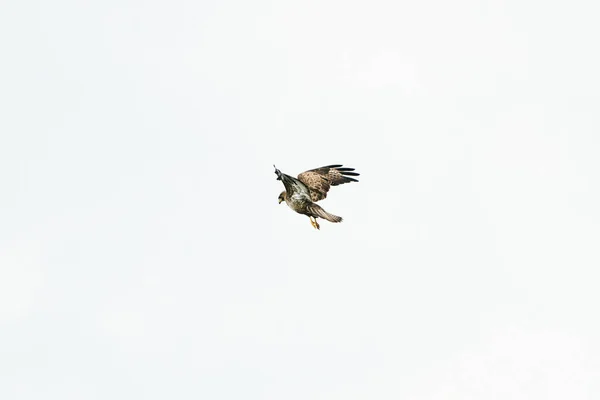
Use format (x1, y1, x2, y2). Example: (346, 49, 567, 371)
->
(278, 198, 283, 204)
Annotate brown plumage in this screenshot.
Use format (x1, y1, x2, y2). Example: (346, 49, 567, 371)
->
(298, 165, 360, 202)
(274, 164, 360, 229)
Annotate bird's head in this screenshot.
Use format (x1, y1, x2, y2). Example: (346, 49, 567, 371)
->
(278, 191, 286, 204)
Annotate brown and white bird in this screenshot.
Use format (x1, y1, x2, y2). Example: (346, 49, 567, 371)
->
(274, 164, 360, 230)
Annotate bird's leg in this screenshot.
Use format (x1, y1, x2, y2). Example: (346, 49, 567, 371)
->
(309, 217, 320, 230)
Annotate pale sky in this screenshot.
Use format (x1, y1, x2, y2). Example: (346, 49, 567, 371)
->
(1, 0, 599, 399)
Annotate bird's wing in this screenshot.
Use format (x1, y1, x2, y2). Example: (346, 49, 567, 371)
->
(297, 164, 359, 202)
(274, 165, 311, 199)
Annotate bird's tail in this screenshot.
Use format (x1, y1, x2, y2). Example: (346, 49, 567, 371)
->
(307, 203, 343, 223)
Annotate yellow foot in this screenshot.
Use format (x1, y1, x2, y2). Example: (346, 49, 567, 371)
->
(310, 217, 320, 230)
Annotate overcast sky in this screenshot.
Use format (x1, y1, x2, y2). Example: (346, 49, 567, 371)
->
(1, 0, 599, 398)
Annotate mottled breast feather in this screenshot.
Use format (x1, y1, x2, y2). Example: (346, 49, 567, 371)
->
(297, 164, 359, 202)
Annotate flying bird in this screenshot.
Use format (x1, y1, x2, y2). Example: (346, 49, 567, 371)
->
(274, 164, 360, 230)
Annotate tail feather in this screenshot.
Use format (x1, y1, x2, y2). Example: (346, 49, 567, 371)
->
(307, 203, 343, 223)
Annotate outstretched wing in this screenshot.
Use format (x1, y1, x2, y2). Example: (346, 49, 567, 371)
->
(274, 165, 312, 200)
(297, 164, 359, 202)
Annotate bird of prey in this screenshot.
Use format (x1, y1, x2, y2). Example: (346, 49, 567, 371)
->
(274, 164, 360, 230)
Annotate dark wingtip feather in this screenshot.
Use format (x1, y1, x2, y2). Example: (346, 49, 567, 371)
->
(273, 164, 283, 180)
(330, 176, 359, 186)
(332, 166, 359, 175)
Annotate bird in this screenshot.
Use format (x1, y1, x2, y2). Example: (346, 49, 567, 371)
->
(274, 164, 360, 230)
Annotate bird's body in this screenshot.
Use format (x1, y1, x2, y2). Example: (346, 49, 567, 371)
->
(281, 183, 312, 213)
(274, 164, 359, 229)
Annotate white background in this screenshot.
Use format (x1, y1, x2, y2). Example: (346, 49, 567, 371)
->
(1, 0, 599, 398)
